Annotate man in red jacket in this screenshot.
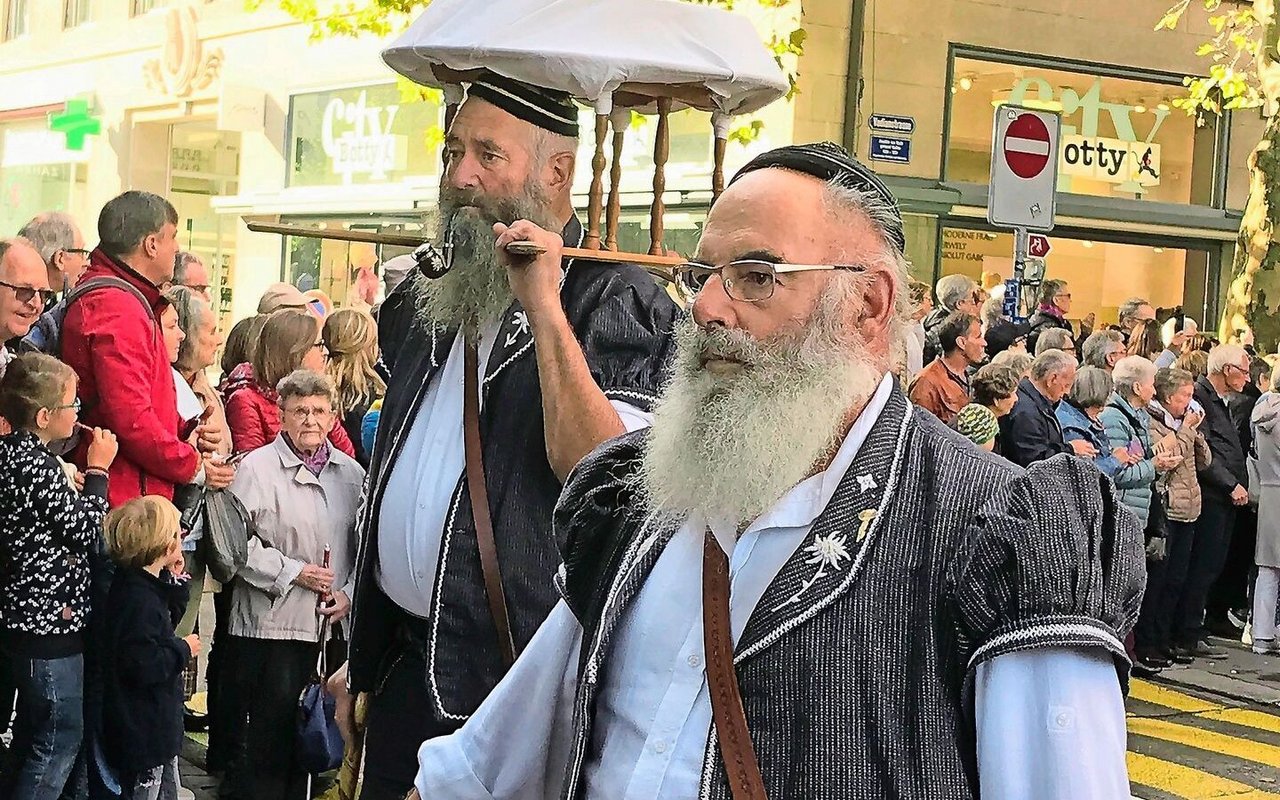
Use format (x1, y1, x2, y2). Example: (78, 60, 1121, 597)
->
(61, 191, 234, 506)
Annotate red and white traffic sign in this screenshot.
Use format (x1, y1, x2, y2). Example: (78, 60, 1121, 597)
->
(1003, 114, 1052, 179)
(988, 105, 1061, 232)
(1028, 234, 1051, 257)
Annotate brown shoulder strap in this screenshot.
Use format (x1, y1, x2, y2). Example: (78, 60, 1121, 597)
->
(463, 340, 516, 667)
(703, 530, 768, 800)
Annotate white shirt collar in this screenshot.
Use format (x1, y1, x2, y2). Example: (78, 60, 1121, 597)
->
(705, 373, 896, 554)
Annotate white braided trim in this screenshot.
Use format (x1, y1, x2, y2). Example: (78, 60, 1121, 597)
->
(967, 622, 1126, 670)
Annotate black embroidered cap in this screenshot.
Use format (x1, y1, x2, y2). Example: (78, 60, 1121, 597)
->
(729, 142, 906, 254)
(466, 73, 581, 138)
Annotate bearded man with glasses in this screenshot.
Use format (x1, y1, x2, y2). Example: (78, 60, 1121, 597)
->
(406, 143, 1144, 800)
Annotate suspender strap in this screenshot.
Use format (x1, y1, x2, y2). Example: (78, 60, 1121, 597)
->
(463, 340, 516, 667)
(702, 531, 768, 800)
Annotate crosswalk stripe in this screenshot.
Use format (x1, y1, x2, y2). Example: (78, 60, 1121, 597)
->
(1127, 752, 1280, 799)
(1128, 717, 1280, 766)
(1129, 680, 1221, 714)
(1130, 680, 1280, 735)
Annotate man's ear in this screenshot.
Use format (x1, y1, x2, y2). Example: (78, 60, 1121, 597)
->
(547, 150, 575, 195)
(856, 269, 897, 344)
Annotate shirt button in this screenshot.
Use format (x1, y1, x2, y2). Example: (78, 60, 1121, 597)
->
(687, 655, 702, 669)
(653, 740, 668, 754)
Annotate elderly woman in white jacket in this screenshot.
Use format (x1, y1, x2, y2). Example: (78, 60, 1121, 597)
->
(223, 370, 365, 800)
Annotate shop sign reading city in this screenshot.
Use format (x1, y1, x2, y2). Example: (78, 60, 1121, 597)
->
(321, 90, 403, 184)
(1008, 76, 1164, 193)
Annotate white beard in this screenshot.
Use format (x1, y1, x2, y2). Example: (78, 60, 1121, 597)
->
(414, 209, 514, 332)
(639, 284, 883, 528)
(412, 182, 558, 332)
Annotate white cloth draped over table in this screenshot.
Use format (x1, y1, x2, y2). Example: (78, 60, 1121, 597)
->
(410, 375, 1131, 799)
(381, 0, 788, 116)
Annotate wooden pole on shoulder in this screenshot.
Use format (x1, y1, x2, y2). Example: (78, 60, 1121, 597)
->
(649, 97, 672, 256)
(711, 112, 730, 204)
(584, 114, 609, 250)
(606, 108, 629, 251)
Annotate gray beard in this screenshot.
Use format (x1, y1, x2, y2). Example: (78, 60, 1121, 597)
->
(413, 183, 559, 332)
(638, 285, 883, 528)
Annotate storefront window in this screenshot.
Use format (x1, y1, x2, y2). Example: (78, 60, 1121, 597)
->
(947, 55, 1219, 205)
(280, 205, 707, 306)
(288, 84, 442, 188)
(0, 119, 85, 236)
(168, 120, 240, 326)
(939, 226, 1199, 326)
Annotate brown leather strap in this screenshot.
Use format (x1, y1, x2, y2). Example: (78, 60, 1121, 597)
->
(463, 341, 516, 667)
(703, 531, 768, 800)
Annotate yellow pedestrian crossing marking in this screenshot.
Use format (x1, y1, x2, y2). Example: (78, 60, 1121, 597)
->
(1130, 680, 1280, 735)
(1127, 716, 1280, 767)
(1127, 752, 1280, 799)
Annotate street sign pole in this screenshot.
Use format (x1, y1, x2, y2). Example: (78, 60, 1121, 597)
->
(989, 105, 1061, 322)
(1012, 226, 1029, 319)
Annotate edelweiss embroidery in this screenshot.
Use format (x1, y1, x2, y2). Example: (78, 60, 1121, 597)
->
(775, 532, 851, 610)
(504, 310, 531, 347)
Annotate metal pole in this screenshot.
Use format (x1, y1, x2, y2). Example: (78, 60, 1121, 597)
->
(1013, 227, 1029, 319)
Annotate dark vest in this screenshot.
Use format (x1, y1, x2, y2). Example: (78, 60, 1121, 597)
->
(553, 387, 1145, 799)
(347, 215, 679, 731)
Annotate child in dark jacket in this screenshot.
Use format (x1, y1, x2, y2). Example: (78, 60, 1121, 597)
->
(0, 353, 118, 800)
(100, 496, 201, 800)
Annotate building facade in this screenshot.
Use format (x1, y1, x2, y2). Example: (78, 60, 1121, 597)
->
(0, 0, 802, 324)
(825, 0, 1260, 333)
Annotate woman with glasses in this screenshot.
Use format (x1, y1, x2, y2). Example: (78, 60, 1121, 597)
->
(0, 353, 118, 799)
(223, 308, 355, 458)
(221, 371, 364, 800)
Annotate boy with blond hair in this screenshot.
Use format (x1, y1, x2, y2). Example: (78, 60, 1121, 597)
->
(100, 496, 199, 800)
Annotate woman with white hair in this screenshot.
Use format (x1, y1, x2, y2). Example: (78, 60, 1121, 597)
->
(1100, 357, 1179, 527)
(1101, 356, 1182, 674)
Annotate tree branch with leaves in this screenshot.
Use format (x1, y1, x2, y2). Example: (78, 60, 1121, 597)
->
(1158, 0, 1280, 348)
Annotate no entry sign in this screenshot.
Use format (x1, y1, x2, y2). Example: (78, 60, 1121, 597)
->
(1004, 114, 1051, 179)
(988, 105, 1061, 232)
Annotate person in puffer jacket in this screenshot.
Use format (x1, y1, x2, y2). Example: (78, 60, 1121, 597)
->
(1139, 366, 1211, 667)
(1101, 356, 1179, 529)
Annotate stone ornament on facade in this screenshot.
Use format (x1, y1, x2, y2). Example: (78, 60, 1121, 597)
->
(142, 5, 223, 98)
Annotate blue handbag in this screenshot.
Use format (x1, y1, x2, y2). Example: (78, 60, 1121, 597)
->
(296, 617, 345, 774)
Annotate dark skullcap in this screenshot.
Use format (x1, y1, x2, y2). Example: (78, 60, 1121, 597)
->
(466, 73, 580, 138)
(729, 142, 905, 254)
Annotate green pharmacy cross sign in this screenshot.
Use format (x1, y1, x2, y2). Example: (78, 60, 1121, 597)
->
(48, 99, 102, 151)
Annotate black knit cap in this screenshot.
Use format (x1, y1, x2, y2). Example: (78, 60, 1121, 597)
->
(729, 142, 906, 254)
(466, 72, 580, 138)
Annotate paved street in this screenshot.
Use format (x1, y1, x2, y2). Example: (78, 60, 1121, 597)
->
(175, 636, 1280, 800)
(1128, 639, 1280, 800)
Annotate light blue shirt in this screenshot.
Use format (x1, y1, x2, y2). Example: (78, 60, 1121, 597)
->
(412, 374, 1129, 799)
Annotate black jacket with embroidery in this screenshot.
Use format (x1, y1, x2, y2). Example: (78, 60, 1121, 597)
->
(347, 215, 679, 729)
(0, 430, 109, 656)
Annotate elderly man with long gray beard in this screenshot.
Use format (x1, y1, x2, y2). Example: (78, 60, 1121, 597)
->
(407, 143, 1145, 800)
(331, 73, 679, 800)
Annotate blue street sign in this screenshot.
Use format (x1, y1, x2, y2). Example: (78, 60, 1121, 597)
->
(869, 135, 911, 164)
(868, 113, 916, 135)
(1003, 279, 1021, 321)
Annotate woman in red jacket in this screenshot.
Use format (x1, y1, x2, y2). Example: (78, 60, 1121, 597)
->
(224, 309, 355, 457)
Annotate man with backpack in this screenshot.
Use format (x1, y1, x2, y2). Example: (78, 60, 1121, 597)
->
(58, 191, 233, 507)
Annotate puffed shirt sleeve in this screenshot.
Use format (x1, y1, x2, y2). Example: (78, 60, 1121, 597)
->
(415, 601, 584, 799)
(976, 648, 1130, 800)
(949, 454, 1146, 685)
